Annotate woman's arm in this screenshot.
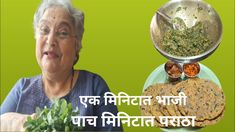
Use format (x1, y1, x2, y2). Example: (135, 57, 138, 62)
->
(0, 78, 24, 115)
(0, 79, 26, 131)
(0, 112, 35, 131)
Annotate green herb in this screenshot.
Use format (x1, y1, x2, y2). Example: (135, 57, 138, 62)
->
(162, 19, 212, 57)
(176, 7, 182, 12)
(183, 7, 187, 10)
(24, 99, 81, 132)
(197, 6, 203, 12)
(193, 14, 198, 19)
(172, 17, 187, 29)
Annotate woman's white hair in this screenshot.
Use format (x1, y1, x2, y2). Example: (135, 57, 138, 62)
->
(33, 0, 84, 64)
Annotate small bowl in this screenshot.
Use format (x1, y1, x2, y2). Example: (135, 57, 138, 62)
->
(183, 62, 200, 78)
(164, 60, 182, 81)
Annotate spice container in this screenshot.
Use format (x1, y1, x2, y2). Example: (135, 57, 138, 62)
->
(183, 62, 200, 78)
(164, 61, 182, 82)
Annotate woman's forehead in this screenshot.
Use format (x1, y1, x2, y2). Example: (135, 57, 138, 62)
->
(39, 6, 74, 27)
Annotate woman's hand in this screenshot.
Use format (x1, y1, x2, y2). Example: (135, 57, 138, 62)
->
(0, 112, 35, 132)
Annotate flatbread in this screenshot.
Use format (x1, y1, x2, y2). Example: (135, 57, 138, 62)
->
(171, 78, 225, 121)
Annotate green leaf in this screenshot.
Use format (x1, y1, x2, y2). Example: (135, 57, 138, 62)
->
(35, 107, 41, 115)
(65, 125, 70, 132)
(24, 99, 82, 132)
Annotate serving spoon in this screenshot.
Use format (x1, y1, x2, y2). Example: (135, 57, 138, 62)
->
(157, 10, 186, 31)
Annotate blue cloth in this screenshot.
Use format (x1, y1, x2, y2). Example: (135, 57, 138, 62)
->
(0, 70, 123, 131)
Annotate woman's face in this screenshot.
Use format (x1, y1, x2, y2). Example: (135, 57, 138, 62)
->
(36, 6, 77, 74)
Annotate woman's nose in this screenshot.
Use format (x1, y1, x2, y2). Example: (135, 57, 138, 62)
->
(46, 31, 57, 47)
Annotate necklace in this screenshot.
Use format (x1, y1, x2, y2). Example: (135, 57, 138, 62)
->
(42, 69, 75, 98)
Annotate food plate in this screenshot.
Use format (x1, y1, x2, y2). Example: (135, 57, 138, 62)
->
(143, 63, 221, 132)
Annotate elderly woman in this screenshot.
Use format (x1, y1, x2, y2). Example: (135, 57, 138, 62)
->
(0, 0, 122, 131)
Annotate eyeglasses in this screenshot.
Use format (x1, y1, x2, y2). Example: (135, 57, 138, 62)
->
(38, 25, 76, 39)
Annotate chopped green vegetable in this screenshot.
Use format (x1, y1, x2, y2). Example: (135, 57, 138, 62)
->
(162, 20, 212, 57)
(183, 7, 187, 10)
(24, 99, 81, 132)
(193, 14, 198, 19)
(197, 6, 203, 12)
(172, 17, 187, 30)
(176, 7, 182, 12)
